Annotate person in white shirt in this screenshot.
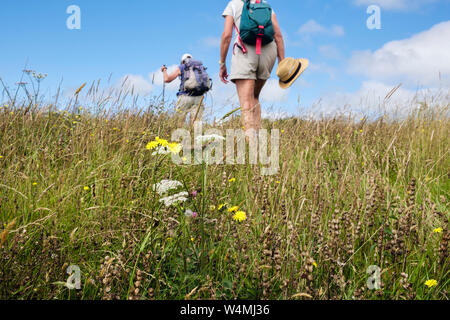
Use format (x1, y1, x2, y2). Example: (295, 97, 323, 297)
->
(220, 0, 285, 131)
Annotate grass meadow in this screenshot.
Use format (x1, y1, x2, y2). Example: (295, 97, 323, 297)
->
(0, 84, 449, 300)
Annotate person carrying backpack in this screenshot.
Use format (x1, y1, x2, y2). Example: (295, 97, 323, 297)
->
(220, 0, 285, 132)
(161, 53, 212, 125)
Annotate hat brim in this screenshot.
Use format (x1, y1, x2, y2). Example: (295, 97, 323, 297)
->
(278, 58, 309, 89)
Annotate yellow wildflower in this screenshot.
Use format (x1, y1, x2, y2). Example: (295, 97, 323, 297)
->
(0, 156, 3, 159)
(233, 211, 247, 222)
(83, 186, 90, 191)
(168, 142, 182, 154)
(190, 237, 195, 242)
(218, 203, 227, 211)
(229, 178, 236, 183)
(32, 182, 38, 186)
(209, 205, 216, 211)
(146, 141, 158, 150)
(228, 206, 239, 213)
(72, 121, 77, 124)
(425, 279, 438, 288)
(155, 137, 169, 147)
(313, 261, 318, 268)
(276, 181, 281, 184)
(433, 228, 443, 234)
(281, 129, 285, 133)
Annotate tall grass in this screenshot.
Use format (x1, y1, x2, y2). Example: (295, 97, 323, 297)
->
(0, 87, 448, 300)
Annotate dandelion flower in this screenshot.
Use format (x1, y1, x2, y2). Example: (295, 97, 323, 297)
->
(425, 279, 438, 288)
(0, 156, 3, 159)
(228, 206, 239, 213)
(313, 261, 318, 268)
(218, 203, 227, 211)
(229, 178, 236, 183)
(281, 129, 285, 134)
(233, 211, 246, 222)
(83, 186, 90, 191)
(168, 142, 182, 154)
(32, 182, 38, 186)
(146, 141, 159, 150)
(433, 228, 443, 234)
(155, 137, 169, 147)
(153, 180, 183, 195)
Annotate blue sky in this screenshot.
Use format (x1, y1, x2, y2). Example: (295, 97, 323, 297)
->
(1, 0, 449, 119)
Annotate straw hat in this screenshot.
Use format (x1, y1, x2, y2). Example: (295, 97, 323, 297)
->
(276, 57, 309, 89)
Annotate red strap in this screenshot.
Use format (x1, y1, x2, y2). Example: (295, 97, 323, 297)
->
(233, 23, 247, 54)
(256, 26, 264, 56)
(256, 37, 262, 55)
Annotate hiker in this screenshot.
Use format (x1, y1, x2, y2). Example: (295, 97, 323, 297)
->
(220, 0, 285, 132)
(161, 54, 211, 125)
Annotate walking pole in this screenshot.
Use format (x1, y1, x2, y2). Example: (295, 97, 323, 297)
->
(162, 65, 166, 109)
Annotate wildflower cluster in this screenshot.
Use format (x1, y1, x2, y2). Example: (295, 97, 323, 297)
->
(146, 137, 181, 155)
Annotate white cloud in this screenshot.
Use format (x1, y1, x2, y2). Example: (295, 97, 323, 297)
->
(260, 79, 290, 103)
(308, 80, 448, 119)
(119, 65, 180, 96)
(119, 74, 154, 96)
(348, 21, 450, 86)
(353, 0, 439, 11)
(298, 20, 345, 37)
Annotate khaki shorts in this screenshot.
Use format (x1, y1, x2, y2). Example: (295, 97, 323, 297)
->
(176, 95, 204, 121)
(230, 41, 277, 82)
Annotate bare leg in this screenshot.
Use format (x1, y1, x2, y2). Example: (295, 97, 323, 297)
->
(253, 79, 267, 129)
(235, 79, 260, 131)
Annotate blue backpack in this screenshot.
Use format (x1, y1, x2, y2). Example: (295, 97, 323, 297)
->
(239, 0, 274, 55)
(179, 60, 212, 96)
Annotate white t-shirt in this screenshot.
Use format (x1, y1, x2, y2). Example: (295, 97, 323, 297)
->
(222, 0, 275, 45)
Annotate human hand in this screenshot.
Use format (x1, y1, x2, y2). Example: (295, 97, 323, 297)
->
(219, 64, 229, 84)
(161, 65, 167, 72)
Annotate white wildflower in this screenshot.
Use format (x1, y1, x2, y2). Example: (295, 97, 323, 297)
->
(159, 192, 189, 207)
(152, 146, 171, 156)
(152, 180, 183, 195)
(184, 209, 198, 218)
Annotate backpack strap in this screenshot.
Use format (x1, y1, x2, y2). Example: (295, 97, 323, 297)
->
(233, 23, 247, 54)
(255, 0, 264, 55)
